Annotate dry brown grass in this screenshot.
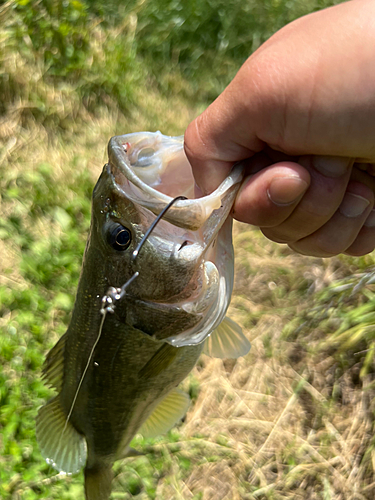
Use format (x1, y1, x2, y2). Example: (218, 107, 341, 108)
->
(153, 228, 375, 500)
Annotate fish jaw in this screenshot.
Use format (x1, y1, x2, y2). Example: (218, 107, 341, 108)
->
(108, 132, 244, 231)
(167, 216, 236, 347)
(90, 131, 243, 346)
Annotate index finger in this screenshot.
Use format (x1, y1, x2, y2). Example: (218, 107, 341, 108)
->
(184, 89, 265, 194)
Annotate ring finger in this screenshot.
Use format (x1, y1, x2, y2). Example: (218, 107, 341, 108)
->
(286, 181, 374, 256)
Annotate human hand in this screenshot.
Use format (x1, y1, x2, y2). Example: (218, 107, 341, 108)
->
(184, 0, 375, 257)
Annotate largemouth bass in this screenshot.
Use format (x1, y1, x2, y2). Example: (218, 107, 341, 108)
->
(36, 131, 250, 500)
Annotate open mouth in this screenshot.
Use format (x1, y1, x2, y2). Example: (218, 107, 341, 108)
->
(107, 132, 243, 233)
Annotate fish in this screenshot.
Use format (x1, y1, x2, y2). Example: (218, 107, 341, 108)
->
(36, 131, 251, 500)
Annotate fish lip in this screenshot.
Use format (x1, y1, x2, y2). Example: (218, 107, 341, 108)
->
(107, 133, 244, 232)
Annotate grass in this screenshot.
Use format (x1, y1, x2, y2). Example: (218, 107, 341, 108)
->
(2, 0, 375, 499)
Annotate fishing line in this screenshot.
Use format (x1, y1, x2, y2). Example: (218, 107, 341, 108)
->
(62, 195, 188, 441)
(61, 272, 140, 442)
(60, 312, 107, 438)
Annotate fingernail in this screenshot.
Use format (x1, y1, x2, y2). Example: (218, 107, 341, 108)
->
(365, 209, 375, 227)
(267, 176, 308, 206)
(339, 192, 370, 218)
(312, 156, 352, 177)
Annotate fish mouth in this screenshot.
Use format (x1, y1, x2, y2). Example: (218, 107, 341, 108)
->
(108, 132, 243, 232)
(107, 132, 244, 346)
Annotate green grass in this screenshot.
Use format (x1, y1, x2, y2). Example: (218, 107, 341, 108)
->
(2, 0, 341, 129)
(3, 0, 375, 498)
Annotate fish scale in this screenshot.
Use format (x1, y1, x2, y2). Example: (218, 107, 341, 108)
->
(36, 131, 251, 499)
(65, 316, 202, 461)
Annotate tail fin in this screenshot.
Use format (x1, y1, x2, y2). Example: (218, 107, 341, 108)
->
(84, 464, 113, 500)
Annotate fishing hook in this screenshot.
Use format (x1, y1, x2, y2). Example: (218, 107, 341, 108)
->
(131, 195, 187, 261)
(100, 195, 187, 314)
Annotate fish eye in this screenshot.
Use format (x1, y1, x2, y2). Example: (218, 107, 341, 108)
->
(108, 224, 132, 251)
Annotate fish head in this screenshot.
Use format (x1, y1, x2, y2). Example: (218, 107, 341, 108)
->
(89, 131, 243, 346)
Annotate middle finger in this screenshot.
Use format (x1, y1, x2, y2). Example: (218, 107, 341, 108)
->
(260, 155, 353, 243)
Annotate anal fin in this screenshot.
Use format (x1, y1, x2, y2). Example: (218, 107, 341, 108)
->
(203, 316, 251, 359)
(36, 395, 87, 474)
(139, 388, 190, 439)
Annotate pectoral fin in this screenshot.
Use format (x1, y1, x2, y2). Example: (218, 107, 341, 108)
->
(139, 388, 190, 438)
(139, 343, 178, 379)
(42, 333, 67, 392)
(203, 317, 251, 359)
(36, 396, 87, 474)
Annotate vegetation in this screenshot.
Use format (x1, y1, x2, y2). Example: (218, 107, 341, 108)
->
(2, 0, 375, 499)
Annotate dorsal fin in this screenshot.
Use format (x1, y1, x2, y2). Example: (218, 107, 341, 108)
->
(42, 333, 67, 392)
(36, 396, 87, 474)
(203, 317, 251, 359)
(139, 388, 190, 439)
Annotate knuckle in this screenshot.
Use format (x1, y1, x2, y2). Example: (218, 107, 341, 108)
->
(313, 237, 346, 256)
(289, 234, 341, 257)
(289, 242, 337, 258)
(261, 227, 294, 244)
